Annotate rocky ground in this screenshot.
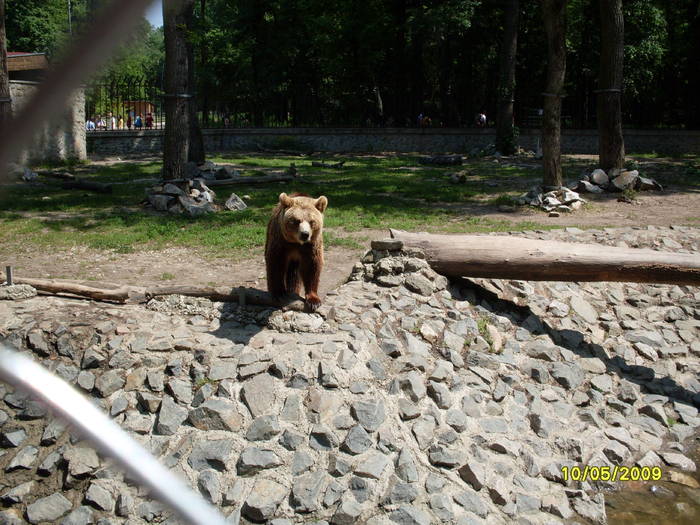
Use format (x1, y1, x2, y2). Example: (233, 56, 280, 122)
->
(0, 226, 699, 525)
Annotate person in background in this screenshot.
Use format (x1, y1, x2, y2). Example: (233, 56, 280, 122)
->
(476, 111, 487, 127)
(126, 114, 132, 130)
(106, 112, 116, 130)
(145, 112, 154, 129)
(134, 114, 143, 129)
(96, 115, 106, 130)
(85, 117, 96, 131)
(117, 115, 124, 129)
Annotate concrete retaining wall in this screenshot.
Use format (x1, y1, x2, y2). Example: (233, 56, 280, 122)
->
(10, 81, 86, 164)
(86, 127, 700, 156)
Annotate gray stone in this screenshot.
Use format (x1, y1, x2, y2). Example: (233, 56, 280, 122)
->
(0, 510, 23, 525)
(241, 478, 288, 522)
(38, 450, 62, 476)
(412, 416, 437, 449)
(400, 371, 427, 402)
(332, 497, 363, 525)
(427, 381, 452, 409)
(310, 425, 340, 451)
(387, 482, 419, 504)
(246, 414, 281, 441)
(459, 461, 488, 491)
(325, 480, 346, 507)
(659, 451, 697, 471)
(396, 449, 419, 483)
(550, 362, 584, 390)
(77, 370, 96, 391)
(188, 399, 242, 431)
(6, 445, 39, 471)
(137, 391, 162, 413)
(198, 469, 221, 504)
(570, 296, 598, 324)
(428, 445, 462, 469)
(291, 470, 329, 512)
(453, 489, 488, 518)
(487, 478, 511, 506)
(292, 450, 316, 476)
(352, 399, 386, 432)
(188, 439, 236, 471)
(1, 481, 35, 504)
(329, 454, 352, 477)
(398, 398, 421, 420)
(0, 428, 27, 447)
(603, 440, 629, 464)
(167, 378, 193, 404)
(405, 274, 434, 296)
(241, 374, 276, 417)
(529, 413, 557, 438)
(355, 452, 391, 479)
(342, 425, 373, 455)
(280, 429, 305, 451)
(237, 447, 282, 474)
(26, 493, 72, 524)
(155, 395, 188, 435)
(389, 505, 432, 525)
(95, 369, 125, 397)
(445, 409, 468, 432)
(60, 506, 94, 525)
(85, 481, 115, 511)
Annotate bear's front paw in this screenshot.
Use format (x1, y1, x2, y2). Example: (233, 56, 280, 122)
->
(304, 292, 322, 312)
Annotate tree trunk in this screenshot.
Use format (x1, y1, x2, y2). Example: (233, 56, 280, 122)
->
(597, 0, 625, 171)
(495, 0, 519, 155)
(389, 230, 700, 286)
(162, 0, 194, 180)
(0, 0, 11, 127)
(187, 8, 205, 165)
(541, 0, 567, 188)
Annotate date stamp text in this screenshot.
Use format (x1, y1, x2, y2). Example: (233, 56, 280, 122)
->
(561, 465, 663, 482)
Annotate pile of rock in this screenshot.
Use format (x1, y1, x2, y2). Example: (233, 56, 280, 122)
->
(1, 226, 699, 525)
(574, 168, 663, 195)
(145, 179, 219, 216)
(515, 187, 587, 216)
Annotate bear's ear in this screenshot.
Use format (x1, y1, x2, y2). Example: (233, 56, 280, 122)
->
(315, 195, 328, 213)
(279, 193, 294, 208)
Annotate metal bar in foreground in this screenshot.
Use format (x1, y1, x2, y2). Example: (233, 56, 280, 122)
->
(0, 343, 229, 525)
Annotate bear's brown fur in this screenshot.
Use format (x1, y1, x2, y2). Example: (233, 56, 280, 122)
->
(265, 192, 328, 311)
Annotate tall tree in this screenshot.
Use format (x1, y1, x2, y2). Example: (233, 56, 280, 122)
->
(541, 0, 567, 188)
(162, 0, 194, 180)
(597, 0, 624, 170)
(0, 0, 11, 126)
(495, 0, 519, 154)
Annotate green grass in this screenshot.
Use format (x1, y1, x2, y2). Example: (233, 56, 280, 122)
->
(1, 153, 697, 258)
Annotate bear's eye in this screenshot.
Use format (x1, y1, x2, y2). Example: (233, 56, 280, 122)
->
(290, 218, 300, 226)
(309, 220, 316, 227)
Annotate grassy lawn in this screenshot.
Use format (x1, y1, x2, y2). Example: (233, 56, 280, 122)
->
(0, 153, 697, 257)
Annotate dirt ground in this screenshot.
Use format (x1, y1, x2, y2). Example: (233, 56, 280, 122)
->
(2, 154, 698, 300)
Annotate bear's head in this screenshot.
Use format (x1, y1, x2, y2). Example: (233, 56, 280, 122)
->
(278, 192, 328, 245)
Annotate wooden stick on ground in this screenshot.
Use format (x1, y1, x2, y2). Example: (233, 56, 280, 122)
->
(1, 273, 307, 310)
(390, 229, 700, 286)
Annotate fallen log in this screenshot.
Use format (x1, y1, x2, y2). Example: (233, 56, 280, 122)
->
(200, 174, 293, 186)
(389, 229, 700, 286)
(0, 273, 308, 310)
(311, 160, 345, 169)
(3, 277, 133, 302)
(61, 179, 113, 193)
(37, 171, 76, 180)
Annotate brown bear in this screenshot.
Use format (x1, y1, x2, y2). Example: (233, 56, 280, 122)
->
(265, 192, 328, 311)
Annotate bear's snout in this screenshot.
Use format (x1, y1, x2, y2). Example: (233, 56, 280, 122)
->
(300, 231, 310, 241)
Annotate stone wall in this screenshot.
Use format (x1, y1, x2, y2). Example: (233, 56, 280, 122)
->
(9, 81, 87, 164)
(86, 127, 700, 157)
